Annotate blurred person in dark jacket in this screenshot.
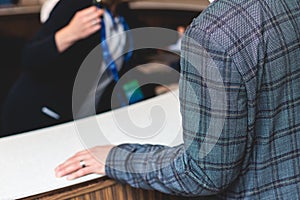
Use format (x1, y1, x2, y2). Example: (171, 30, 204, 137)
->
(1, 0, 130, 136)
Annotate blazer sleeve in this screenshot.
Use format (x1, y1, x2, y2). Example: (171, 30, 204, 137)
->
(104, 23, 250, 196)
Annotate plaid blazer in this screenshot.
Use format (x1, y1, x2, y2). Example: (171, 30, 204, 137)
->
(106, 0, 300, 199)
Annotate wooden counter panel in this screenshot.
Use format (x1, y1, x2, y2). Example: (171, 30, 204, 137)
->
(20, 177, 173, 200)
(20, 176, 207, 200)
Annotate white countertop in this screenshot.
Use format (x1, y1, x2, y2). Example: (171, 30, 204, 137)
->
(0, 90, 182, 199)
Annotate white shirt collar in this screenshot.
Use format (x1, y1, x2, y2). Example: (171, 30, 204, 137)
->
(209, 0, 214, 3)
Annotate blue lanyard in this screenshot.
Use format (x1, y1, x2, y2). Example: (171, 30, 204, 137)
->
(100, 9, 133, 82)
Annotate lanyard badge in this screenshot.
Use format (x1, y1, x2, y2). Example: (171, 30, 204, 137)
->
(93, 0, 139, 106)
(92, 0, 132, 82)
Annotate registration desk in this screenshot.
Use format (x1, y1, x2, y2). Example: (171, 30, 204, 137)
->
(0, 1, 210, 199)
(0, 90, 197, 200)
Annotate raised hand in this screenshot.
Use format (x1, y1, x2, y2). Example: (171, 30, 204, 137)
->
(55, 6, 104, 52)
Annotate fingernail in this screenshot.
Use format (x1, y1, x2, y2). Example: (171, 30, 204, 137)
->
(56, 172, 62, 177)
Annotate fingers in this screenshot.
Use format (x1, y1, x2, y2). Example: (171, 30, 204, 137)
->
(55, 150, 90, 178)
(65, 164, 99, 180)
(55, 146, 114, 180)
(80, 6, 104, 24)
(55, 149, 106, 180)
(67, 6, 104, 40)
(75, 6, 103, 27)
(80, 6, 104, 17)
(83, 23, 101, 38)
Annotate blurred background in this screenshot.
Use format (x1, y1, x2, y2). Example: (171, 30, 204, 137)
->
(0, 0, 209, 133)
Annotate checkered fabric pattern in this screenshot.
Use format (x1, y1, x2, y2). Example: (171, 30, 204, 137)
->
(106, 0, 300, 199)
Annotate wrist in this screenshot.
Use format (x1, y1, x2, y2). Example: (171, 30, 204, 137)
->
(103, 145, 116, 173)
(55, 25, 78, 52)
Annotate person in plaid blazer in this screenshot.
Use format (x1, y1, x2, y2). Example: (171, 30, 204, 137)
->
(56, 0, 300, 198)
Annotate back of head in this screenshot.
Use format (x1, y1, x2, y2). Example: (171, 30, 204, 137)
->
(102, 0, 122, 8)
(100, 0, 123, 16)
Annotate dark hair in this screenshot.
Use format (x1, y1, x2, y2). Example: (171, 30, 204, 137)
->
(102, 0, 122, 8)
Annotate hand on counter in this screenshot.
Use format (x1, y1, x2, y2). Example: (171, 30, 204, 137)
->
(55, 145, 115, 180)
